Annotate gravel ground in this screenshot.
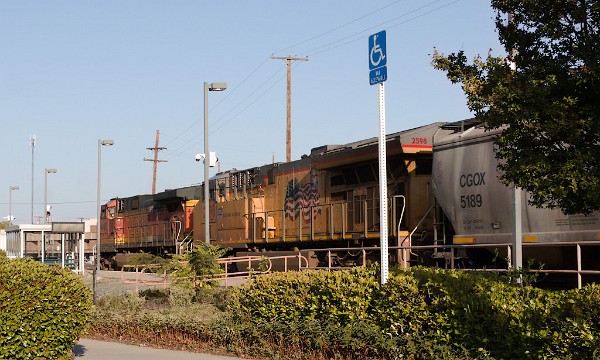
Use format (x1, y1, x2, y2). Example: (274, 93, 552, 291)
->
(80, 269, 167, 299)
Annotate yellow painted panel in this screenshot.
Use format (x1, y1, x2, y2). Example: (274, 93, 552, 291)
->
(453, 237, 475, 244)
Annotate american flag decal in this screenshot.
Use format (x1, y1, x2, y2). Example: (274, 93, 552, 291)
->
(284, 178, 321, 223)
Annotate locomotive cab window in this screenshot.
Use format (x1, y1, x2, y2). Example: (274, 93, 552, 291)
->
(356, 164, 376, 183)
(342, 167, 359, 185)
(330, 174, 345, 187)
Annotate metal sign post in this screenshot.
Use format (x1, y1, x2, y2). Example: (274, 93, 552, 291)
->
(369, 30, 389, 284)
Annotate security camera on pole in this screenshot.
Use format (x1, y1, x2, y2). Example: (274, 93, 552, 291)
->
(369, 30, 389, 285)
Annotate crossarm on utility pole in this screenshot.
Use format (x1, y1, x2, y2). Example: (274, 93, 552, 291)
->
(144, 130, 167, 195)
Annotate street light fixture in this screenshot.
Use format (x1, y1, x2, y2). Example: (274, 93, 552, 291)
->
(44, 168, 57, 224)
(203, 82, 227, 244)
(8, 185, 19, 226)
(94, 139, 114, 303)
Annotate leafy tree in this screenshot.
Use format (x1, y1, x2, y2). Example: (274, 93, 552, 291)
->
(432, 0, 600, 215)
(166, 243, 230, 288)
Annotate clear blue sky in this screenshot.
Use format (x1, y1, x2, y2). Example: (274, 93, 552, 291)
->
(1, 0, 503, 224)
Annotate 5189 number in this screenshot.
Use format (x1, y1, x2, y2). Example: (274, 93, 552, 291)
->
(461, 194, 482, 208)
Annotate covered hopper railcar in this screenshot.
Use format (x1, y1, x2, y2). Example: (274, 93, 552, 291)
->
(432, 120, 600, 274)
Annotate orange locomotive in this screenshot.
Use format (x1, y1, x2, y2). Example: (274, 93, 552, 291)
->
(99, 187, 200, 268)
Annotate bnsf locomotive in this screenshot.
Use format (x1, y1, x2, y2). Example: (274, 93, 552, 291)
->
(99, 119, 600, 278)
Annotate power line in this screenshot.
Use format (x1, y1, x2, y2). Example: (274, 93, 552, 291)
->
(298, 0, 458, 57)
(272, 0, 407, 56)
(2, 200, 99, 205)
(157, 0, 462, 163)
(163, 65, 288, 162)
(161, 57, 272, 150)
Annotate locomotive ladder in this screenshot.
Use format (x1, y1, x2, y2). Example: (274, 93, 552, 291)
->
(177, 232, 194, 255)
(398, 199, 448, 268)
(431, 199, 447, 255)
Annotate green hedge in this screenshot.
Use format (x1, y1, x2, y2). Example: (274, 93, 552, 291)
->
(0, 256, 92, 359)
(409, 268, 600, 359)
(228, 267, 600, 359)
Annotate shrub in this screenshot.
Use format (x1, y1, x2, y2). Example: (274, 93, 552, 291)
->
(227, 266, 472, 358)
(96, 292, 146, 312)
(0, 257, 92, 359)
(87, 297, 224, 350)
(86, 265, 600, 359)
(139, 288, 170, 307)
(165, 244, 230, 289)
(229, 266, 382, 324)
(126, 253, 167, 268)
(193, 287, 233, 311)
(228, 266, 600, 359)
(408, 267, 600, 359)
(168, 286, 195, 307)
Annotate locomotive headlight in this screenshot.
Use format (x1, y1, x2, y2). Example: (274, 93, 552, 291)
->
(491, 222, 501, 229)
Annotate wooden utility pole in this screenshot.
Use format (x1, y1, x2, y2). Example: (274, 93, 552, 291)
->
(271, 55, 308, 162)
(144, 130, 167, 195)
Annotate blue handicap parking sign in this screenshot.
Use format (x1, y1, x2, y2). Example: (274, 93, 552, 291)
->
(369, 30, 387, 85)
(369, 66, 387, 85)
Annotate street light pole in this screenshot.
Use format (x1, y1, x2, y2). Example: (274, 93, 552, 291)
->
(94, 139, 114, 303)
(8, 185, 19, 226)
(44, 168, 57, 224)
(31, 135, 36, 224)
(203, 82, 227, 244)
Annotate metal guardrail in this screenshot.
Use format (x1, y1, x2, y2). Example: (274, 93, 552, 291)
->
(121, 253, 311, 289)
(120, 241, 599, 290)
(121, 264, 169, 292)
(301, 241, 600, 289)
(214, 254, 310, 287)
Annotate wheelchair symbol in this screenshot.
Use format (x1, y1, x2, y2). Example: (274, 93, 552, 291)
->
(370, 34, 386, 68)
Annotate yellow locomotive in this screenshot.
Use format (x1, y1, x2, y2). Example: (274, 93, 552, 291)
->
(193, 122, 445, 264)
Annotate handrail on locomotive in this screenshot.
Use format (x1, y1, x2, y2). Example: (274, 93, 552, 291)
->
(248, 195, 413, 243)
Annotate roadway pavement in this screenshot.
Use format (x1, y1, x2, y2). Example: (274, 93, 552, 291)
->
(74, 338, 246, 359)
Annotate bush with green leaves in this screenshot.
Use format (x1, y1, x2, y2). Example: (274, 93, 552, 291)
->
(228, 266, 463, 358)
(125, 253, 167, 271)
(0, 257, 92, 359)
(228, 266, 600, 359)
(409, 268, 600, 359)
(166, 243, 230, 288)
(87, 291, 224, 353)
(85, 261, 600, 359)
